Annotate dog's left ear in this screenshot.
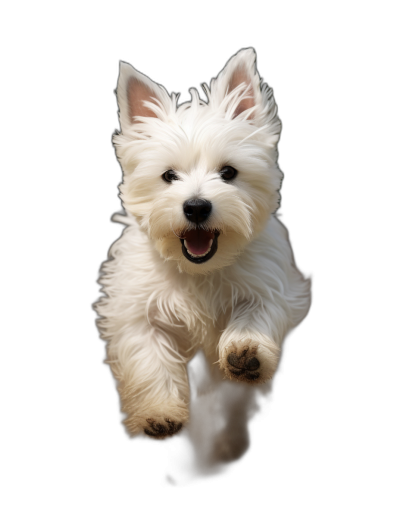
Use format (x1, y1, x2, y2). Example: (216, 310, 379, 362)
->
(208, 48, 262, 120)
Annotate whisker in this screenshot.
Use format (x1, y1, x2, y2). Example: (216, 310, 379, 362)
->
(170, 221, 184, 239)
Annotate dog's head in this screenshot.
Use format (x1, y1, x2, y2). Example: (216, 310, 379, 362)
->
(114, 48, 282, 274)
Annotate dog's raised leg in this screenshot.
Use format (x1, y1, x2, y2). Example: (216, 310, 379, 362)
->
(106, 324, 190, 438)
(218, 302, 288, 384)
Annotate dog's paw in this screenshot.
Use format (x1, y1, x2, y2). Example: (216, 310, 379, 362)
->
(220, 339, 278, 384)
(143, 418, 183, 439)
(227, 343, 261, 381)
(122, 399, 189, 438)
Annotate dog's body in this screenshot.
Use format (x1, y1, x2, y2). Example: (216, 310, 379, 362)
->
(95, 48, 311, 438)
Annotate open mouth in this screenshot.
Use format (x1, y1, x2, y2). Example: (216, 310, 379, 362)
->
(180, 229, 219, 264)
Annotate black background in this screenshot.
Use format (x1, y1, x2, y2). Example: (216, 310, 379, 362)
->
(45, 22, 351, 503)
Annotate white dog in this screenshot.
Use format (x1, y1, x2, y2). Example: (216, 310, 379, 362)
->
(95, 48, 311, 439)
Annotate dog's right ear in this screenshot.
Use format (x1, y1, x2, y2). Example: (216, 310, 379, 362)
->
(116, 61, 170, 132)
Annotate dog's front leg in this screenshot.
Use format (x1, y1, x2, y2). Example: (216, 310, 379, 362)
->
(218, 301, 289, 384)
(106, 322, 190, 438)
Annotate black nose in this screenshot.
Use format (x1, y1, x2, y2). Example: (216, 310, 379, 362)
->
(183, 199, 212, 224)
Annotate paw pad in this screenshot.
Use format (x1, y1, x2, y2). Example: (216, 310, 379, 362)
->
(227, 345, 260, 381)
(144, 418, 183, 439)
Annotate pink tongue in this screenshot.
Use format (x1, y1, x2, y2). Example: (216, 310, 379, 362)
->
(184, 229, 214, 255)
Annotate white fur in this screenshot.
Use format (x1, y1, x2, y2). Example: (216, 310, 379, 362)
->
(95, 48, 311, 437)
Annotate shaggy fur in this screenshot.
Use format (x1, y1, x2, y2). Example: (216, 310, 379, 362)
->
(95, 48, 311, 438)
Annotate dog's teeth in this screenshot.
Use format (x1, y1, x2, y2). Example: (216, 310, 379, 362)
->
(184, 240, 188, 250)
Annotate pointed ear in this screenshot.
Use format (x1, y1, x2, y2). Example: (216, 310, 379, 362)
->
(209, 48, 262, 120)
(116, 61, 169, 132)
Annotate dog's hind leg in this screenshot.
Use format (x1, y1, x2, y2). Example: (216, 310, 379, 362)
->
(187, 372, 259, 478)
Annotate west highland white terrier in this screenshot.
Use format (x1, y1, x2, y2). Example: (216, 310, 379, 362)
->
(95, 48, 311, 439)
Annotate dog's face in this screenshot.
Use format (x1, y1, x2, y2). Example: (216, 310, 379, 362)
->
(114, 48, 282, 274)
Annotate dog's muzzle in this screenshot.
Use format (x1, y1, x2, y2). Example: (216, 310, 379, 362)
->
(180, 228, 219, 264)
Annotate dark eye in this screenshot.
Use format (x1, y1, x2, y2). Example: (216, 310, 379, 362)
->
(162, 169, 178, 183)
(220, 165, 238, 181)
